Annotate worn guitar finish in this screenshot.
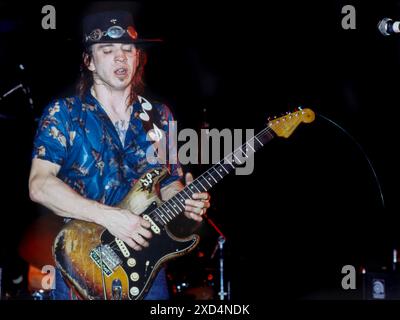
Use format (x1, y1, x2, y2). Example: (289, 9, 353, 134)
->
(53, 108, 315, 300)
(54, 167, 199, 300)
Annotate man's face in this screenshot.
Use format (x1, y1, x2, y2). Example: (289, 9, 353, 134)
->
(88, 43, 139, 91)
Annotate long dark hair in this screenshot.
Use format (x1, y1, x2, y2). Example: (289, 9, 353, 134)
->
(76, 45, 148, 105)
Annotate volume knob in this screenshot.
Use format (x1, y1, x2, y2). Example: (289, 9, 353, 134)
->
(130, 286, 139, 296)
(130, 272, 140, 282)
(127, 258, 136, 267)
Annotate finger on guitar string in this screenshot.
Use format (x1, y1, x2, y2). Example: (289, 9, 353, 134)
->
(185, 199, 210, 209)
(132, 233, 149, 248)
(140, 219, 151, 229)
(188, 212, 203, 222)
(185, 204, 204, 214)
(139, 226, 152, 239)
(120, 235, 142, 251)
(192, 192, 210, 201)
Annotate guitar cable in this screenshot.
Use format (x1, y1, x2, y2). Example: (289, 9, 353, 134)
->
(317, 113, 385, 208)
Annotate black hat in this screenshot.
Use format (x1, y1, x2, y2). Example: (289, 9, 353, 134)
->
(82, 10, 161, 47)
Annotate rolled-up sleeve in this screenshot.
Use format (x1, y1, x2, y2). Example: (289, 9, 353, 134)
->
(32, 99, 71, 166)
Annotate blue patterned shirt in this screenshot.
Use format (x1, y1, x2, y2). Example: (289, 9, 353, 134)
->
(32, 90, 183, 206)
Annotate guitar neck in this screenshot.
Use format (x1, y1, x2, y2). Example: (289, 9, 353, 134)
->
(148, 125, 276, 226)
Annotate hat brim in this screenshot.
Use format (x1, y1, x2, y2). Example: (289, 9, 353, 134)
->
(85, 38, 162, 48)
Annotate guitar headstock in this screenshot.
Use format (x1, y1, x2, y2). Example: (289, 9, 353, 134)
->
(268, 108, 315, 138)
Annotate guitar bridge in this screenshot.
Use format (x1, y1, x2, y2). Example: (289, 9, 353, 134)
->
(90, 244, 122, 276)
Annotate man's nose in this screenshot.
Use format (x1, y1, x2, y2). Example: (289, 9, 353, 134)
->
(114, 49, 127, 62)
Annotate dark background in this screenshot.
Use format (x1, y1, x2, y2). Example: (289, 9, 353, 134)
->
(0, 0, 400, 300)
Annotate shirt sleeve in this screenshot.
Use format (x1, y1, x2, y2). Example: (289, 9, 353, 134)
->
(32, 99, 71, 166)
(158, 104, 184, 188)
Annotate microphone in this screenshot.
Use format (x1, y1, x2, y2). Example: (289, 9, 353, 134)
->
(378, 18, 400, 36)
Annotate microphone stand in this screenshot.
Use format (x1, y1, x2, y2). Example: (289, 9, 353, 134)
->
(0, 83, 24, 101)
(204, 213, 229, 300)
(200, 108, 230, 300)
(217, 236, 227, 300)
(0, 83, 34, 110)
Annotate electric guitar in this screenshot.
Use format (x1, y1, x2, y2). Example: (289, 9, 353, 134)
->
(53, 108, 315, 299)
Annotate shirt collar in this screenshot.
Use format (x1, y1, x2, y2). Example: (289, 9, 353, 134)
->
(83, 88, 142, 114)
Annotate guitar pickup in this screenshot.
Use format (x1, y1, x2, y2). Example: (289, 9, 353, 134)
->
(90, 244, 122, 276)
(116, 238, 130, 257)
(143, 214, 160, 234)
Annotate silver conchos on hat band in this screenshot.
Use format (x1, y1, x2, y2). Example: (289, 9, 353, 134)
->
(107, 26, 125, 39)
(87, 28, 103, 41)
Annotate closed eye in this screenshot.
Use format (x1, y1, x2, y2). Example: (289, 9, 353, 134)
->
(122, 45, 135, 52)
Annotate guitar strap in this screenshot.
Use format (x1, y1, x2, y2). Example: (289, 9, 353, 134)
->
(136, 96, 169, 171)
(137, 96, 163, 135)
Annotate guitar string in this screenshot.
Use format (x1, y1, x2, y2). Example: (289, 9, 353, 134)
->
(108, 112, 304, 254)
(148, 123, 277, 224)
(149, 125, 275, 223)
(107, 125, 275, 254)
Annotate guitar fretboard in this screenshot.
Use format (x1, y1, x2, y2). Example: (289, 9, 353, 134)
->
(148, 125, 276, 226)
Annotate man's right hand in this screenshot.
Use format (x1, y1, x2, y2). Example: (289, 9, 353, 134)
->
(29, 159, 152, 251)
(100, 208, 152, 251)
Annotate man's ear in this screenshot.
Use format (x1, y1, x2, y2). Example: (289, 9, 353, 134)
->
(83, 52, 95, 72)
